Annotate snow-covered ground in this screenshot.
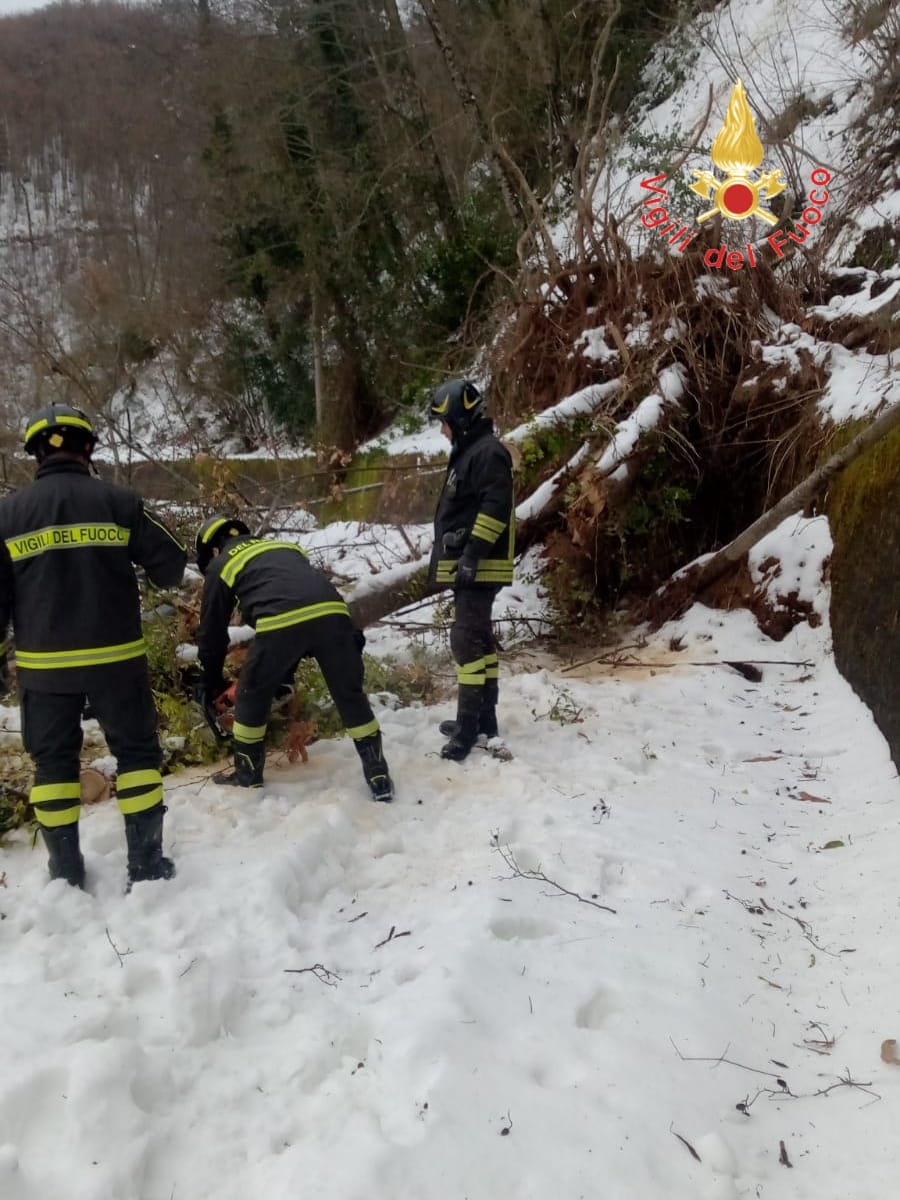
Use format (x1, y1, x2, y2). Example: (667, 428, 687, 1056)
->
(1, 514, 898, 1200)
(1, 2, 898, 1194)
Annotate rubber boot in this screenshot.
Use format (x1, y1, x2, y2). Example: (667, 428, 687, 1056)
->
(40, 824, 86, 889)
(356, 731, 394, 802)
(478, 677, 499, 738)
(439, 679, 499, 741)
(213, 739, 265, 788)
(124, 803, 176, 888)
(440, 685, 482, 761)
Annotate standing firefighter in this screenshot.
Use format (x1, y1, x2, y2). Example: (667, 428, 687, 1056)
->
(428, 379, 514, 760)
(194, 516, 394, 801)
(0, 404, 187, 888)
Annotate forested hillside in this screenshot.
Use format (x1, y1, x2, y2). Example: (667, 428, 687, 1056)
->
(0, 0, 689, 450)
(0, 0, 897, 634)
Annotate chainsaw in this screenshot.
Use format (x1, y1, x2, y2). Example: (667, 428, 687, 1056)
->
(200, 682, 237, 742)
(199, 680, 297, 742)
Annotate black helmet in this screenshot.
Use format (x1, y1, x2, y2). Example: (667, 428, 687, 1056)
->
(428, 379, 485, 436)
(24, 404, 96, 459)
(195, 514, 250, 574)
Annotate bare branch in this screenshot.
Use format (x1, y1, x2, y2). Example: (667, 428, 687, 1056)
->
(492, 835, 616, 914)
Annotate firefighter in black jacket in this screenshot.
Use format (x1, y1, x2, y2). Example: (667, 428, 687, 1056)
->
(427, 379, 514, 760)
(0, 404, 187, 888)
(195, 516, 394, 801)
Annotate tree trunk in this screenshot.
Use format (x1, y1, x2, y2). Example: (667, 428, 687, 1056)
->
(379, 0, 461, 231)
(417, 0, 523, 224)
(347, 557, 434, 629)
(312, 287, 325, 438)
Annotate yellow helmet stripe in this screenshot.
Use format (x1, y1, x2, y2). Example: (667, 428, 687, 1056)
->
(25, 414, 93, 444)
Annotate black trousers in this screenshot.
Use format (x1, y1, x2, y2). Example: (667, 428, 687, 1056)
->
(233, 614, 378, 743)
(21, 667, 164, 827)
(450, 587, 500, 688)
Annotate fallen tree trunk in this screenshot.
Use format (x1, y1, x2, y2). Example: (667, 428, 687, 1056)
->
(659, 398, 900, 612)
(347, 556, 435, 630)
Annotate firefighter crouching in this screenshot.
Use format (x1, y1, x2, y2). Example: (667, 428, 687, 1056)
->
(0, 404, 187, 888)
(195, 515, 394, 802)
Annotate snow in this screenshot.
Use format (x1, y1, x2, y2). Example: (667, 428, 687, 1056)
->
(1, 513, 899, 1200)
(576, 326, 619, 364)
(505, 379, 623, 445)
(749, 513, 832, 622)
(597, 393, 667, 482)
(817, 344, 900, 424)
(2, 0, 899, 1193)
(808, 272, 900, 322)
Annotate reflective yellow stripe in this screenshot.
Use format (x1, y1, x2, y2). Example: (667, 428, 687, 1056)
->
(457, 655, 489, 685)
(32, 781, 81, 803)
(256, 601, 349, 633)
(114, 768, 163, 814)
(15, 639, 145, 670)
(475, 512, 506, 534)
(472, 513, 506, 543)
(472, 523, 501, 544)
(6, 523, 131, 561)
(118, 790, 162, 815)
(200, 517, 230, 546)
(345, 718, 379, 740)
(144, 511, 186, 551)
(220, 540, 309, 587)
(475, 557, 513, 582)
(436, 558, 513, 583)
(25, 414, 93, 443)
(116, 769, 162, 793)
(233, 721, 267, 743)
(484, 654, 499, 680)
(33, 803, 81, 827)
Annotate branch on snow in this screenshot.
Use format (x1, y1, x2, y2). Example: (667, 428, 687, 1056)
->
(491, 833, 616, 914)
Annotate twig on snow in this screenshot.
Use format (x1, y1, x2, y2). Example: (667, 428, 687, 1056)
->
(671, 1039, 787, 1079)
(671, 1127, 702, 1161)
(492, 835, 616, 914)
(105, 926, 133, 968)
(284, 963, 342, 986)
(374, 925, 411, 949)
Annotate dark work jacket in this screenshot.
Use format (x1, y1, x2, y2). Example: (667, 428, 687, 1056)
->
(428, 418, 515, 590)
(197, 536, 349, 684)
(0, 458, 187, 692)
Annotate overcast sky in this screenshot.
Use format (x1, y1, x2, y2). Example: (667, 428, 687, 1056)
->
(0, 0, 53, 14)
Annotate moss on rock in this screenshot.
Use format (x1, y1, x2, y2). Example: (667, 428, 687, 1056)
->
(826, 421, 900, 769)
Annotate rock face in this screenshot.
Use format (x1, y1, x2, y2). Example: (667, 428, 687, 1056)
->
(827, 423, 900, 771)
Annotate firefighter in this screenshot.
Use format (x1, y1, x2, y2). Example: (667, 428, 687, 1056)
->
(427, 379, 514, 760)
(194, 516, 394, 802)
(0, 404, 187, 888)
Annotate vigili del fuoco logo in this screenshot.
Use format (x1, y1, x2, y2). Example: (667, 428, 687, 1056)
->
(638, 79, 832, 271)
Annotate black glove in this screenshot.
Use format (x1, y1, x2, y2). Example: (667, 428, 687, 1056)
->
(194, 677, 227, 708)
(353, 626, 366, 652)
(454, 553, 478, 587)
(195, 678, 230, 741)
(442, 528, 467, 554)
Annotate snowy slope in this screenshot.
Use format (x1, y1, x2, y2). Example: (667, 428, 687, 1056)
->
(1, 515, 898, 1200)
